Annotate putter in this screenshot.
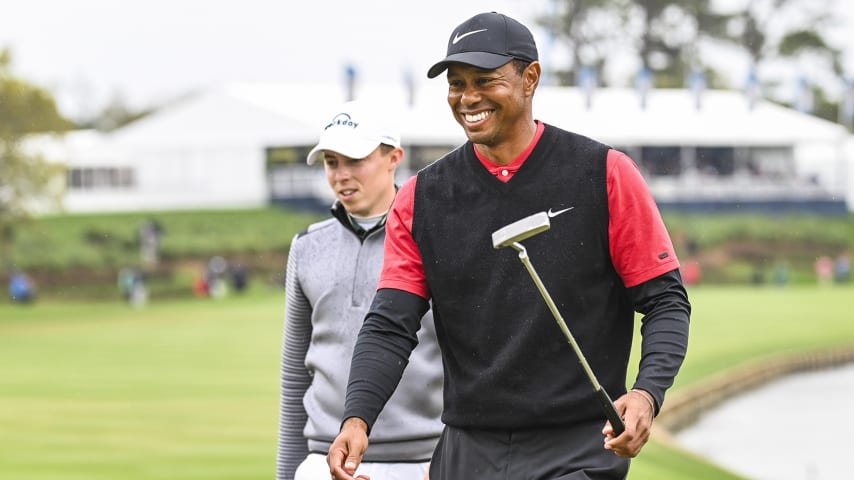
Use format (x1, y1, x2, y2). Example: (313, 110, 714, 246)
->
(492, 212, 626, 436)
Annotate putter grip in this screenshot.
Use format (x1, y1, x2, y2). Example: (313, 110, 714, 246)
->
(596, 388, 625, 436)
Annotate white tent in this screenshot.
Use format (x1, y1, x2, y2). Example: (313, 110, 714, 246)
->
(534, 87, 847, 146)
(532, 87, 850, 210)
(37, 82, 852, 213)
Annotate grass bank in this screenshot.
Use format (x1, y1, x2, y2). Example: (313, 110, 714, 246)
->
(1, 208, 324, 302)
(6, 208, 323, 271)
(2, 209, 853, 302)
(663, 213, 854, 284)
(2, 285, 851, 479)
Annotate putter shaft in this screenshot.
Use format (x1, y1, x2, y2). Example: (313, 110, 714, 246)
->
(512, 243, 600, 389)
(511, 242, 626, 436)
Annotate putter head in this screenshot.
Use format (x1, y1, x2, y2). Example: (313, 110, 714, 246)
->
(492, 212, 551, 249)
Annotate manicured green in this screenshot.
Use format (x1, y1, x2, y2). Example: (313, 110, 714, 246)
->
(1, 285, 852, 479)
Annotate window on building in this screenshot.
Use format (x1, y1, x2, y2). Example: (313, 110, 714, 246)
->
(265, 146, 321, 199)
(696, 147, 735, 176)
(67, 167, 135, 190)
(640, 146, 681, 176)
(266, 146, 313, 167)
(745, 146, 793, 179)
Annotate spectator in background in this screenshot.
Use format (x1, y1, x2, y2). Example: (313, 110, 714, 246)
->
(192, 268, 210, 297)
(128, 272, 148, 308)
(118, 267, 147, 307)
(681, 259, 702, 286)
(773, 259, 791, 287)
(834, 253, 850, 284)
(206, 256, 228, 298)
(139, 219, 164, 267)
(9, 271, 36, 303)
(815, 255, 834, 285)
(118, 267, 136, 300)
(229, 262, 248, 293)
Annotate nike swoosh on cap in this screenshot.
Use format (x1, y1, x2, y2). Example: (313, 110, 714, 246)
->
(452, 28, 488, 44)
(547, 207, 574, 218)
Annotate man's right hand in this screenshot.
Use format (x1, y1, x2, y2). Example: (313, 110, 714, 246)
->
(327, 417, 371, 480)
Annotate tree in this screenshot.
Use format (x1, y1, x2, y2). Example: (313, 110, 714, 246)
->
(539, 0, 849, 127)
(680, 0, 733, 86)
(727, 2, 841, 88)
(724, 0, 848, 124)
(0, 48, 73, 269)
(728, 0, 837, 69)
(539, 0, 732, 88)
(535, 0, 623, 85)
(623, 0, 733, 88)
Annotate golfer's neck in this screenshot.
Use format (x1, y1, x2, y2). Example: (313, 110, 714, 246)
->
(475, 121, 537, 166)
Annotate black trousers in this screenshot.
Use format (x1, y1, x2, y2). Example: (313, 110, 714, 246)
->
(430, 419, 630, 480)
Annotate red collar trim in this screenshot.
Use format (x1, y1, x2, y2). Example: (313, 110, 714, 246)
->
(475, 121, 545, 182)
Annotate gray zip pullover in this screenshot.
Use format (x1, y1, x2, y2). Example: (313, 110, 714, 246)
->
(276, 203, 443, 480)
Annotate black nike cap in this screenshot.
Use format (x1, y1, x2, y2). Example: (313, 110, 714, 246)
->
(427, 12, 539, 79)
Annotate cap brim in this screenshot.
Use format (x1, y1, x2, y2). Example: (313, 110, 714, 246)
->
(305, 135, 381, 165)
(427, 52, 514, 78)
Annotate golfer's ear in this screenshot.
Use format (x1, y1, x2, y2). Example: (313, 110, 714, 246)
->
(523, 61, 541, 96)
(388, 146, 404, 170)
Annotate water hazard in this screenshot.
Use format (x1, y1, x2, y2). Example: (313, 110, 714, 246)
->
(674, 363, 854, 480)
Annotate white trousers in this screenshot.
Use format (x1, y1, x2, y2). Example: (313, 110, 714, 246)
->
(295, 453, 428, 480)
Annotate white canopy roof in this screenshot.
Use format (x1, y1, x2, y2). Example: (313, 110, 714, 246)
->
(98, 81, 850, 150)
(534, 87, 848, 147)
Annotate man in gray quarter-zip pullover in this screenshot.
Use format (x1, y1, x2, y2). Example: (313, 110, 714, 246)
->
(277, 100, 443, 480)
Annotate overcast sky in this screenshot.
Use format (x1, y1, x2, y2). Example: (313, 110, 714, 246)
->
(1, 0, 851, 121)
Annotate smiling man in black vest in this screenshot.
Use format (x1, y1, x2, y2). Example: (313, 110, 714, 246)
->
(329, 12, 691, 480)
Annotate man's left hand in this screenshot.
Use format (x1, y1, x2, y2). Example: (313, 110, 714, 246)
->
(602, 389, 655, 458)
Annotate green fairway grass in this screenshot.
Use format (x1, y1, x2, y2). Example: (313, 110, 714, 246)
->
(0, 290, 284, 480)
(629, 284, 854, 479)
(1, 285, 852, 479)
(653, 284, 854, 392)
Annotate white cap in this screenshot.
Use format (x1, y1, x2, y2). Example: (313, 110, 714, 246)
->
(306, 100, 401, 165)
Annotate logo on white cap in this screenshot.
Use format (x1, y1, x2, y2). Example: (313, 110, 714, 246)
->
(305, 101, 400, 166)
(325, 113, 359, 131)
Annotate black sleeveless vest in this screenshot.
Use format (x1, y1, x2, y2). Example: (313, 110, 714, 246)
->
(412, 124, 635, 428)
